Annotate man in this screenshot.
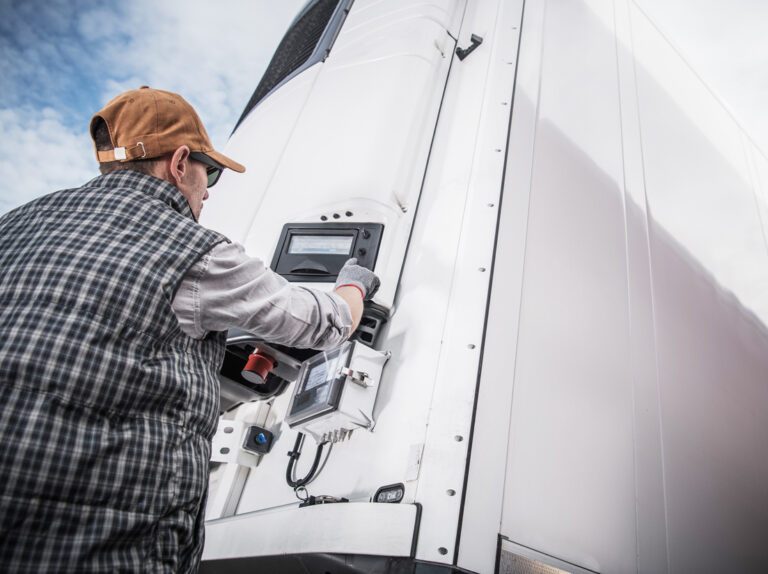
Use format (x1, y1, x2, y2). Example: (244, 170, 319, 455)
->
(0, 87, 379, 572)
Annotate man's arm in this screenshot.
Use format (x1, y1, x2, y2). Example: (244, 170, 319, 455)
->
(333, 286, 363, 331)
(172, 243, 378, 350)
(331, 257, 381, 332)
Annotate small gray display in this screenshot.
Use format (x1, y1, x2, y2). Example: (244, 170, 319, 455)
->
(305, 362, 329, 391)
(288, 235, 354, 255)
(286, 342, 354, 426)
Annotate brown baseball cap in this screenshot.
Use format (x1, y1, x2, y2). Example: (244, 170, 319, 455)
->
(90, 86, 245, 173)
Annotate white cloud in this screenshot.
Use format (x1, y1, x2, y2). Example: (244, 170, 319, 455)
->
(84, 0, 307, 148)
(0, 0, 305, 214)
(0, 107, 98, 213)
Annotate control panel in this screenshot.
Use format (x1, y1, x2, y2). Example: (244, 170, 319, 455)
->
(271, 222, 384, 282)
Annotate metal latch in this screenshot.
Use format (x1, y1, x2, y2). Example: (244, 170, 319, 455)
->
(340, 367, 374, 388)
(456, 33, 484, 61)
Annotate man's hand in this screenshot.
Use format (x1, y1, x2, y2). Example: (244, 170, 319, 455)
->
(334, 258, 380, 301)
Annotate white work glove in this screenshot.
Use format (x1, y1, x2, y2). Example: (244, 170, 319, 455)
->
(334, 258, 380, 300)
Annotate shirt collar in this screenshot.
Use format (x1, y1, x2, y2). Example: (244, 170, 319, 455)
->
(85, 170, 197, 221)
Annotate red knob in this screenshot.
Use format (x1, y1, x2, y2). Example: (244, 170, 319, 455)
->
(242, 350, 276, 384)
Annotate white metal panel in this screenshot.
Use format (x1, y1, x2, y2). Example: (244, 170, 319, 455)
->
(631, 5, 768, 328)
(401, 0, 522, 564)
(229, 369, 435, 516)
(454, 0, 528, 569)
(496, 0, 637, 571)
(745, 140, 768, 255)
(207, 1, 474, 530)
(613, 1, 668, 571)
(341, 0, 465, 39)
(201, 66, 321, 244)
(205, 0, 464, 309)
(202, 502, 417, 560)
(202, 0, 768, 570)
(630, 2, 768, 571)
(481, 0, 768, 572)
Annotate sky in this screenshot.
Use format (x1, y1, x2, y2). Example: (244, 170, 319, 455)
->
(0, 0, 305, 214)
(0, 0, 765, 215)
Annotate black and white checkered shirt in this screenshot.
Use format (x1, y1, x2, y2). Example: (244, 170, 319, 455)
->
(0, 171, 227, 572)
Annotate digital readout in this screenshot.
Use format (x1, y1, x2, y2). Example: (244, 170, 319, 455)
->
(304, 362, 329, 391)
(288, 234, 354, 255)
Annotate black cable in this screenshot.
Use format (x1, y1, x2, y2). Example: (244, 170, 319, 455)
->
(311, 442, 333, 482)
(286, 432, 326, 488)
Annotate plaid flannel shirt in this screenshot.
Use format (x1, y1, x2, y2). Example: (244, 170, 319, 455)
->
(0, 171, 227, 572)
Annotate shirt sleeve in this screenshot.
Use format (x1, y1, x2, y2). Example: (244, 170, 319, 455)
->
(172, 242, 353, 349)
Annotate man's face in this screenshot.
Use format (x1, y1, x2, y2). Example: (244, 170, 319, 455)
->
(178, 158, 210, 220)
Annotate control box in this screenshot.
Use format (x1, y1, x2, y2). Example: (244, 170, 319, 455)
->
(285, 340, 389, 443)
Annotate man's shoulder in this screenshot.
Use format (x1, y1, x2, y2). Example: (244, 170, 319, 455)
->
(0, 184, 85, 224)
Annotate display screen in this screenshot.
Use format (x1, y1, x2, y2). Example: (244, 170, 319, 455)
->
(304, 361, 330, 391)
(292, 379, 331, 413)
(288, 234, 354, 255)
(287, 344, 352, 423)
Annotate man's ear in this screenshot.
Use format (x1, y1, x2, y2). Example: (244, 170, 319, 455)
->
(168, 146, 191, 187)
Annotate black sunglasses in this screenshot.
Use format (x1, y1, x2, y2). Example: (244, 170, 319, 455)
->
(189, 152, 223, 188)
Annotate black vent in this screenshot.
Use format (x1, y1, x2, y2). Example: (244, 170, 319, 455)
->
(234, 0, 347, 132)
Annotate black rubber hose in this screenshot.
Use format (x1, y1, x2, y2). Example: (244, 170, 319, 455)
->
(286, 432, 325, 488)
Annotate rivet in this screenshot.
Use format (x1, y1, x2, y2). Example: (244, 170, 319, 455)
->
(223, 427, 233, 434)
(345, 211, 353, 217)
(333, 213, 340, 219)
(488, 203, 495, 207)
(438, 547, 448, 555)
(321, 215, 328, 221)
(468, 344, 476, 349)
(220, 447, 230, 455)
(446, 489, 456, 496)
(455, 435, 464, 442)
(479, 267, 486, 272)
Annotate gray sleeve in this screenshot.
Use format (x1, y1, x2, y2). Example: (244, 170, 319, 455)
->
(172, 242, 353, 349)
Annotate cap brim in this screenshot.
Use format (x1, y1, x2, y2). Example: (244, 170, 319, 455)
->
(206, 149, 246, 173)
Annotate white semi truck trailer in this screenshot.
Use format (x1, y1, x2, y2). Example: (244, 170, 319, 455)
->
(199, 1, 768, 572)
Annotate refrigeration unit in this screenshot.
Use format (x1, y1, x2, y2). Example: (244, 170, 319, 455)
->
(200, 0, 768, 572)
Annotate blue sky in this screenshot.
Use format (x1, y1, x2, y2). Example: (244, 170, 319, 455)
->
(0, 0, 304, 213)
(0, 0, 765, 215)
